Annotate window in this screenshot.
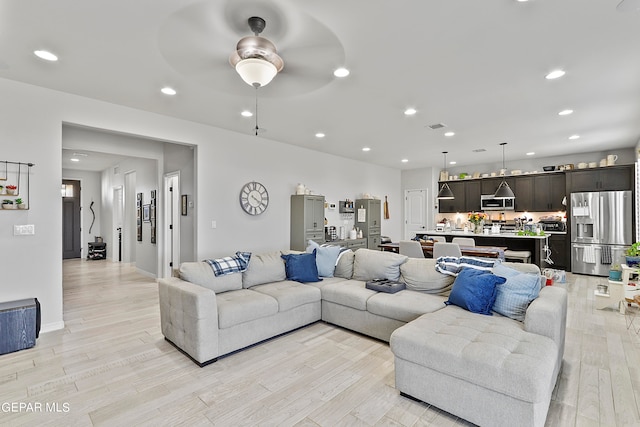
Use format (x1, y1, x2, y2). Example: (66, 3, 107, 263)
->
(61, 184, 74, 198)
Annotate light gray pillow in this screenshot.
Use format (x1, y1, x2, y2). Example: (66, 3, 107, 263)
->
(242, 251, 286, 288)
(334, 250, 355, 279)
(352, 249, 408, 281)
(400, 258, 455, 295)
(179, 262, 243, 293)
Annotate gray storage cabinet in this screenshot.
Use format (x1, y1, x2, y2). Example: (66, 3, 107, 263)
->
(356, 199, 382, 250)
(0, 298, 39, 355)
(290, 194, 326, 251)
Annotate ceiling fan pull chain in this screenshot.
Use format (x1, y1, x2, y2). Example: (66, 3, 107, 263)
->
(254, 85, 259, 136)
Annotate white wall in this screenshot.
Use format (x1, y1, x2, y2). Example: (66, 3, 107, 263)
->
(0, 77, 402, 332)
(62, 169, 102, 255)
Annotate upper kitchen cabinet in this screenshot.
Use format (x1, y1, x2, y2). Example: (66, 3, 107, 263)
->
(480, 177, 514, 195)
(566, 165, 634, 192)
(438, 180, 481, 213)
(514, 177, 533, 212)
(533, 174, 566, 211)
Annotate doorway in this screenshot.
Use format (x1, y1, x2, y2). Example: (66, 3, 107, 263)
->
(113, 186, 123, 262)
(163, 172, 180, 277)
(404, 189, 427, 240)
(62, 179, 82, 259)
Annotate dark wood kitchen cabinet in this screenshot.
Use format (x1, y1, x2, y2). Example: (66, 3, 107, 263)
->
(566, 165, 634, 192)
(438, 180, 481, 213)
(546, 234, 568, 270)
(533, 174, 566, 211)
(514, 177, 533, 211)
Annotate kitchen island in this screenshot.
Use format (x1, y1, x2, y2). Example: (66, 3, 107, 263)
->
(417, 230, 555, 268)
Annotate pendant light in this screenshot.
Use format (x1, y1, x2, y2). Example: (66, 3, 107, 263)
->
(494, 142, 515, 199)
(437, 151, 455, 200)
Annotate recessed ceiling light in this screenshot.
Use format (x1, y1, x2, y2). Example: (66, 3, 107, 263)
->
(70, 158, 80, 162)
(558, 109, 573, 116)
(241, 110, 253, 117)
(362, 147, 371, 152)
(404, 108, 417, 116)
(315, 132, 325, 138)
(444, 131, 455, 137)
(449, 161, 457, 165)
(526, 152, 535, 156)
(34, 50, 58, 61)
(161, 87, 177, 96)
(569, 134, 580, 140)
(333, 67, 350, 78)
(545, 69, 566, 80)
(401, 159, 409, 163)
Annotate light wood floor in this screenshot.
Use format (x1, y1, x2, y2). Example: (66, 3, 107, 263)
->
(1, 260, 639, 426)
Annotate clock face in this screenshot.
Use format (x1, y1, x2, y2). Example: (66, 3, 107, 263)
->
(239, 181, 269, 215)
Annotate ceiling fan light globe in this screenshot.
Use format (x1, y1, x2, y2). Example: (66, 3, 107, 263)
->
(235, 58, 278, 87)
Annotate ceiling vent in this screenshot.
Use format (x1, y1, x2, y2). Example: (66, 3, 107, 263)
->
(472, 148, 487, 153)
(427, 123, 447, 130)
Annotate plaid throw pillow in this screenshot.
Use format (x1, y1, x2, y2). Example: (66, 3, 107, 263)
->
(435, 256, 496, 277)
(205, 252, 252, 276)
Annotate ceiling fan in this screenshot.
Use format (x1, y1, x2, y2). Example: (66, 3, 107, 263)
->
(157, 0, 346, 98)
(617, 0, 640, 12)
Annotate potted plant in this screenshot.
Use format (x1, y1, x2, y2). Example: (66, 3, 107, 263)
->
(609, 264, 622, 281)
(15, 198, 26, 209)
(626, 243, 640, 267)
(2, 199, 15, 209)
(0, 185, 3, 194)
(5, 184, 17, 195)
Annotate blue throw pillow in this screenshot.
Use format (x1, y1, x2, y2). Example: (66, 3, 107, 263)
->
(491, 263, 541, 321)
(281, 250, 321, 283)
(445, 268, 506, 315)
(306, 240, 342, 277)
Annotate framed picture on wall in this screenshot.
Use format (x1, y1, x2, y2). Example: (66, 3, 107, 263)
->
(143, 204, 151, 222)
(181, 194, 188, 216)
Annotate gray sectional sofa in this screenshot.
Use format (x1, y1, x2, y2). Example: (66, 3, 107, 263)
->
(158, 248, 567, 427)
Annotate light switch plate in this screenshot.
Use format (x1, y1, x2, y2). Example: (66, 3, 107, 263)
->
(14, 224, 35, 235)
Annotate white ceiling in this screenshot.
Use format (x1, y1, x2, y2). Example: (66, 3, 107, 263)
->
(3, 0, 640, 169)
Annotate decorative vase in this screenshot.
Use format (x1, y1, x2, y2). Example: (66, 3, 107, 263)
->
(473, 221, 484, 234)
(609, 270, 622, 281)
(626, 256, 640, 268)
(6, 189, 16, 195)
(17, 203, 26, 209)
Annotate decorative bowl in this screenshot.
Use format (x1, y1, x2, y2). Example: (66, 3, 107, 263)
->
(543, 166, 555, 171)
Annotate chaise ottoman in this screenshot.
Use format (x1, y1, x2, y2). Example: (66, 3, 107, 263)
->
(390, 305, 559, 427)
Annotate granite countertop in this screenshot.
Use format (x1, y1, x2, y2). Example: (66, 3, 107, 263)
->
(424, 230, 550, 239)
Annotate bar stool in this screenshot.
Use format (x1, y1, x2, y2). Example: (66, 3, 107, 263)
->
(504, 250, 531, 263)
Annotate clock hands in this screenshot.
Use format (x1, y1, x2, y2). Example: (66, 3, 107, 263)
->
(250, 194, 261, 204)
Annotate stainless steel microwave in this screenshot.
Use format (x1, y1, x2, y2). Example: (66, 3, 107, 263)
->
(480, 194, 515, 211)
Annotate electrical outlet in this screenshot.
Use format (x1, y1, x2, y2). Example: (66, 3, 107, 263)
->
(13, 224, 35, 235)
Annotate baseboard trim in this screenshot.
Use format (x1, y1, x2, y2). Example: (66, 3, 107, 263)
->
(40, 321, 65, 333)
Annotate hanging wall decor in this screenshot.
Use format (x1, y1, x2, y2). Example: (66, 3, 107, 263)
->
(136, 192, 143, 241)
(150, 190, 157, 244)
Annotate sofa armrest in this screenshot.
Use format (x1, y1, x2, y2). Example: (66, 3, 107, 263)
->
(158, 277, 219, 365)
(524, 286, 567, 365)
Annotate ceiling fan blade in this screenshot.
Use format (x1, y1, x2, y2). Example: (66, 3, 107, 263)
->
(617, 0, 640, 12)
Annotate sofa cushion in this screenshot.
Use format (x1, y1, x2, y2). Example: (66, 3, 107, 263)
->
(306, 241, 342, 277)
(281, 251, 321, 283)
(445, 268, 506, 315)
(216, 289, 279, 329)
(204, 252, 251, 276)
(367, 291, 447, 323)
(251, 281, 321, 312)
(242, 251, 286, 288)
(390, 305, 558, 403)
(400, 258, 455, 295)
(435, 256, 497, 277)
(179, 262, 243, 293)
(352, 249, 408, 281)
(321, 280, 378, 311)
(334, 250, 355, 279)
(491, 262, 542, 322)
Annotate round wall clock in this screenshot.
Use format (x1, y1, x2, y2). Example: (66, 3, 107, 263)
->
(239, 181, 269, 215)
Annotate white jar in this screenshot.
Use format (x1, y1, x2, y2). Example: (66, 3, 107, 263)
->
(296, 183, 305, 195)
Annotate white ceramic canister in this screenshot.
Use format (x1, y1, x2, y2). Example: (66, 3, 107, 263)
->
(296, 183, 305, 195)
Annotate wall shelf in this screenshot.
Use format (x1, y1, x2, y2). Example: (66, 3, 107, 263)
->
(0, 161, 34, 210)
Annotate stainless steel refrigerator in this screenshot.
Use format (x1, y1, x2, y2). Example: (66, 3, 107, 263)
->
(571, 190, 633, 276)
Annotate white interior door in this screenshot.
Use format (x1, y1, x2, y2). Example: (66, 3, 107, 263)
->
(163, 172, 180, 277)
(404, 189, 427, 239)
